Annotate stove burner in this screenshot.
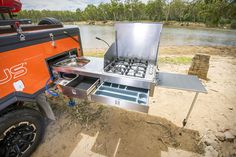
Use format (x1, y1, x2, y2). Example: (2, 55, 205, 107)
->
(105, 58, 148, 78)
(130, 65, 146, 71)
(135, 70, 145, 78)
(119, 61, 130, 66)
(114, 64, 126, 69)
(126, 69, 135, 76)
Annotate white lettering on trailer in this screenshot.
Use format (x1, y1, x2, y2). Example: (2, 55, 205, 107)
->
(0, 62, 27, 85)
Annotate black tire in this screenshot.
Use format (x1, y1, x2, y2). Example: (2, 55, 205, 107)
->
(38, 17, 62, 26)
(0, 108, 45, 157)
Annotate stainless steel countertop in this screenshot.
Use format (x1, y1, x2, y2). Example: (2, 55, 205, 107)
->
(157, 72, 207, 93)
(53, 57, 104, 77)
(73, 57, 104, 76)
(53, 57, 156, 89)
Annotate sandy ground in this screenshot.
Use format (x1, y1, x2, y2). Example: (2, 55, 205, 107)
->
(32, 46, 236, 157)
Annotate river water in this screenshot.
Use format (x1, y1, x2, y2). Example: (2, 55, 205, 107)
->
(78, 24, 236, 50)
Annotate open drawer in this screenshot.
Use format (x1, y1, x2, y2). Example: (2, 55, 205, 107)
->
(58, 75, 99, 99)
(91, 82, 149, 113)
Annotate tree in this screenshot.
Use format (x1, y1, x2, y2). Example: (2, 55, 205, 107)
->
(146, 0, 165, 21)
(16, 0, 236, 28)
(83, 4, 98, 20)
(169, 0, 186, 22)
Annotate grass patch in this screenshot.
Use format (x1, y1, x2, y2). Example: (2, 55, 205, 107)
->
(49, 94, 105, 125)
(84, 51, 105, 58)
(158, 56, 192, 64)
(84, 52, 192, 65)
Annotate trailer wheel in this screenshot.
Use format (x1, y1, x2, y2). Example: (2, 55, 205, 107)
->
(38, 17, 62, 26)
(0, 108, 45, 157)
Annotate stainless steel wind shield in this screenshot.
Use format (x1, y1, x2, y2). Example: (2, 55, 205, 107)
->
(104, 42, 116, 68)
(115, 22, 162, 65)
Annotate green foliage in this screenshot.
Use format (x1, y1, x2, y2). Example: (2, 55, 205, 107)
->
(169, 0, 186, 22)
(84, 51, 105, 58)
(231, 20, 236, 29)
(18, 10, 81, 22)
(17, 0, 236, 27)
(146, 0, 165, 21)
(219, 18, 231, 26)
(159, 56, 192, 64)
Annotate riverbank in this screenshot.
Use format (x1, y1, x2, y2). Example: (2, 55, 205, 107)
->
(83, 46, 236, 58)
(65, 21, 233, 30)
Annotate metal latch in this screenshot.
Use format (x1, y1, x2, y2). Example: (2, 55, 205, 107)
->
(19, 33, 25, 41)
(49, 33, 56, 47)
(14, 21, 25, 41)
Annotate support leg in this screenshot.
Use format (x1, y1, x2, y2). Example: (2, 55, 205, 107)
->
(182, 92, 199, 127)
(68, 98, 76, 107)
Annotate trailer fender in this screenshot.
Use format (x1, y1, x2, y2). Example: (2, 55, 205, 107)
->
(36, 94, 55, 120)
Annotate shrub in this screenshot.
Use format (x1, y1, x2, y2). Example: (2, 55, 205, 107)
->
(231, 20, 236, 29)
(219, 18, 231, 26)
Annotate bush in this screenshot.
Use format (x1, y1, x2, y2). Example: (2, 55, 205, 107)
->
(231, 20, 236, 29)
(219, 18, 231, 26)
(205, 19, 218, 27)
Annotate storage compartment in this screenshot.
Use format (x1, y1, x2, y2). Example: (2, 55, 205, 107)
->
(59, 75, 99, 99)
(91, 82, 149, 113)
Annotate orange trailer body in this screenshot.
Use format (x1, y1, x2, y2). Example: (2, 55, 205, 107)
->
(0, 26, 82, 110)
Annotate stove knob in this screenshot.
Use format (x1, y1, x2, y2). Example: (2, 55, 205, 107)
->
(149, 65, 153, 75)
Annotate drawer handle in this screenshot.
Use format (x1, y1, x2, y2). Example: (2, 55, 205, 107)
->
(72, 89, 76, 95)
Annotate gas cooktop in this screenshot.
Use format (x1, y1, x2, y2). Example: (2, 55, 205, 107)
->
(104, 57, 148, 78)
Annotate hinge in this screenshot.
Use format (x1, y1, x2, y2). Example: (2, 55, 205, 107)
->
(153, 70, 160, 85)
(49, 33, 56, 47)
(14, 21, 25, 41)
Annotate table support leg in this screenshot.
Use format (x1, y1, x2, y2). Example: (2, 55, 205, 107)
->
(182, 92, 199, 127)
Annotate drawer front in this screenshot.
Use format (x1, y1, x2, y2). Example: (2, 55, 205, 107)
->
(58, 76, 99, 99)
(91, 82, 149, 113)
(61, 86, 88, 99)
